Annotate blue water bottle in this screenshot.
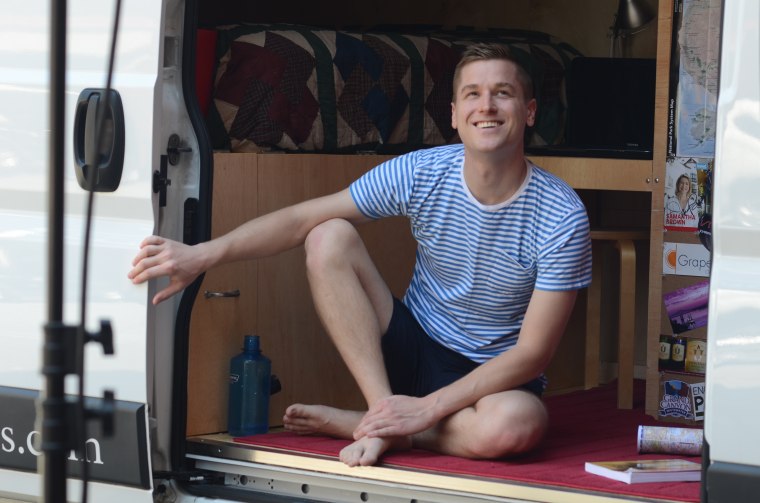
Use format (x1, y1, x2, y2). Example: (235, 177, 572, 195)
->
(228, 335, 271, 436)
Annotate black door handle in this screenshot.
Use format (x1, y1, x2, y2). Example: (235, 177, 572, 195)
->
(73, 88, 125, 192)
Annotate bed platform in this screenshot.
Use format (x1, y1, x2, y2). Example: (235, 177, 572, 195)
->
(187, 381, 700, 503)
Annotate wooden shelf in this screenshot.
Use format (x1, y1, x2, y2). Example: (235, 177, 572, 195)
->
(646, 0, 676, 419)
(527, 156, 653, 192)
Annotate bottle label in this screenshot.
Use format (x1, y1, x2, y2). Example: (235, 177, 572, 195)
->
(672, 344, 685, 362)
(685, 339, 707, 373)
(659, 342, 671, 360)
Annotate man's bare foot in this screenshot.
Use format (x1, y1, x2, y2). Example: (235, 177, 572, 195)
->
(339, 435, 412, 467)
(283, 404, 364, 439)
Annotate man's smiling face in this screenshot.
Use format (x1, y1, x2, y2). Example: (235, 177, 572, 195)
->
(451, 59, 536, 157)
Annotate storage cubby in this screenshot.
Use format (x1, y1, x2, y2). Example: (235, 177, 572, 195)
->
(186, 0, 671, 436)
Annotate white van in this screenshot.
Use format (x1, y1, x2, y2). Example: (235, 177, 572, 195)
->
(0, 0, 757, 502)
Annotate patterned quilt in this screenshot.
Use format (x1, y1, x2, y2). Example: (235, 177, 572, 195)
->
(207, 24, 581, 154)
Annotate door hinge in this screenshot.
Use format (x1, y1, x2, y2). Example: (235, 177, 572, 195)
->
(167, 133, 192, 165)
(154, 134, 193, 207)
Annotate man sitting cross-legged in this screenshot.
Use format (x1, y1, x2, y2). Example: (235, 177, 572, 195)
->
(128, 42, 591, 467)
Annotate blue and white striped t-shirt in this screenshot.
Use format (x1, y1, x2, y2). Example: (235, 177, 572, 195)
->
(350, 144, 592, 364)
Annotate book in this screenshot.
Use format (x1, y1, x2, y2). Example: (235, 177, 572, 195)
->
(584, 459, 701, 484)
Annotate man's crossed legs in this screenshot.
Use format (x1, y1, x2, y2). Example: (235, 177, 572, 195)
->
(283, 219, 548, 466)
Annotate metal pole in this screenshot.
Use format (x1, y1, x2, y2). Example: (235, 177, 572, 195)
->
(42, 0, 69, 501)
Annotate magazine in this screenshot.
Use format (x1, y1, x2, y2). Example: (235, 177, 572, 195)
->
(585, 459, 701, 484)
(664, 157, 710, 232)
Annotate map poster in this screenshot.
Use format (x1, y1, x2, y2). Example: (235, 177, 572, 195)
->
(666, 0, 722, 159)
(664, 157, 709, 231)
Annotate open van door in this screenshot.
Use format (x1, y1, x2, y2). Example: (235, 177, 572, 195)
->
(704, 0, 760, 500)
(0, 0, 197, 499)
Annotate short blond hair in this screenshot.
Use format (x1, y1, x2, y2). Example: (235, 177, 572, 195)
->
(452, 43, 534, 102)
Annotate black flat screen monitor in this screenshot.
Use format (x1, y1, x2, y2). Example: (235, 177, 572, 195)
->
(565, 57, 656, 155)
(527, 57, 656, 159)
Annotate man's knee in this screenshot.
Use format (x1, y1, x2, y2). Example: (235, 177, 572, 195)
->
(469, 393, 548, 458)
(305, 219, 359, 272)
(472, 421, 545, 458)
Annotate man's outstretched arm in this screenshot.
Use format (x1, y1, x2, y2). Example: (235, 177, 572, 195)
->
(128, 188, 369, 304)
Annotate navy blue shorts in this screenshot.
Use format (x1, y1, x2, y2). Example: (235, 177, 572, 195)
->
(381, 298, 544, 398)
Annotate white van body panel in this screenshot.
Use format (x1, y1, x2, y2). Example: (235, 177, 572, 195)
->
(705, 0, 760, 467)
(0, 0, 161, 403)
(0, 469, 151, 502)
(0, 0, 199, 498)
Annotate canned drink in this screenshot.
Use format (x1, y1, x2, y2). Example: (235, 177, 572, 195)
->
(638, 425, 703, 456)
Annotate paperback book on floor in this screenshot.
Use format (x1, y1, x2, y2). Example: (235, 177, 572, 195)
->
(585, 459, 701, 484)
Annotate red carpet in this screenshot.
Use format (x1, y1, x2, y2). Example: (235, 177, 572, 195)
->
(235, 381, 701, 502)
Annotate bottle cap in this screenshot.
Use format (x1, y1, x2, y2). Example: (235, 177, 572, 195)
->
(243, 335, 260, 352)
